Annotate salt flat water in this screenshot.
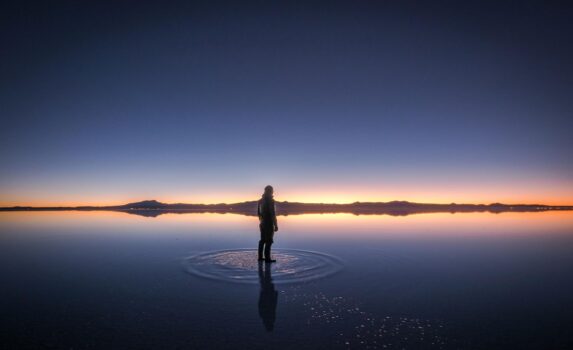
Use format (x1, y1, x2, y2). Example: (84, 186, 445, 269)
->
(1, 211, 573, 349)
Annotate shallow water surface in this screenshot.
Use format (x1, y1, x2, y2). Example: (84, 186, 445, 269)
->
(1, 211, 573, 349)
(184, 248, 343, 284)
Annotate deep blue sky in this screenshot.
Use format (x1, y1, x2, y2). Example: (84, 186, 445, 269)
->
(1, 0, 572, 205)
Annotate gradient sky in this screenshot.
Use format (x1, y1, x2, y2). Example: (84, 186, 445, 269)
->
(1, 0, 572, 206)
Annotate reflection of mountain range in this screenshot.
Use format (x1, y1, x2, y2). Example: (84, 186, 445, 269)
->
(2, 199, 572, 218)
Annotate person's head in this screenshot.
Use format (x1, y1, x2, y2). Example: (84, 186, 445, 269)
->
(264, 185, 274, 197)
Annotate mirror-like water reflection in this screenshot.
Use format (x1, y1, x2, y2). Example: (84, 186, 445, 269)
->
(1, 211, 572, 349)
(258, 261, 278, 332)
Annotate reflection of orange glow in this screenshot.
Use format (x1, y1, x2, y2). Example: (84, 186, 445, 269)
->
(0, 211, 256, 236)
(278, 211, 573, 238)
(1, 211, 572, 239)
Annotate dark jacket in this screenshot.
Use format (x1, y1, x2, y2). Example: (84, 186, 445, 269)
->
(257, 195, 277, 229)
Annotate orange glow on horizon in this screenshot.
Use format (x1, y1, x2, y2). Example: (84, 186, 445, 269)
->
(2, 173, 572, 207)
(1, 193, 572, 207)
(2, 184, 572, 207)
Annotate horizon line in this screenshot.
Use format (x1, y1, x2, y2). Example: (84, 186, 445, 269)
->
(2, 198, 573, 209)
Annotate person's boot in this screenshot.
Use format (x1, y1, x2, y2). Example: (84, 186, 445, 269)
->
(264, 243, 275, 263)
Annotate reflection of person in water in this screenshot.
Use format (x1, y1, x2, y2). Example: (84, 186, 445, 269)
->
(257, 185, 278, 263)
(258, 261, 278, 332)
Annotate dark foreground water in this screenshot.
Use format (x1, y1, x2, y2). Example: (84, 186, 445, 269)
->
(1, 211, 572, 349)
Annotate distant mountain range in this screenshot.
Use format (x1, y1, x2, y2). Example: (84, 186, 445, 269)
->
(1, 199, 572, 217)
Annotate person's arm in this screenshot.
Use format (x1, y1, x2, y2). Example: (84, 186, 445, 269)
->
(257, 201, 261, 221)
(271, 200, 278, 231)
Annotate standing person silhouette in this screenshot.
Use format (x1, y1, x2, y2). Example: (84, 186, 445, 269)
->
(257, 185, 278, 263)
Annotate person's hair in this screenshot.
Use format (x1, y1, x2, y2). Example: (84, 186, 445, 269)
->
(264, 185, 273, 195)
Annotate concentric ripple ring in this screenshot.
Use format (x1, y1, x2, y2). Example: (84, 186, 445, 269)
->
(183, 248, 344, 284)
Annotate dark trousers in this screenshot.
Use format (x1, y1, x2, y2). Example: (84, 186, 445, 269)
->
(258, 224, 274, 259)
